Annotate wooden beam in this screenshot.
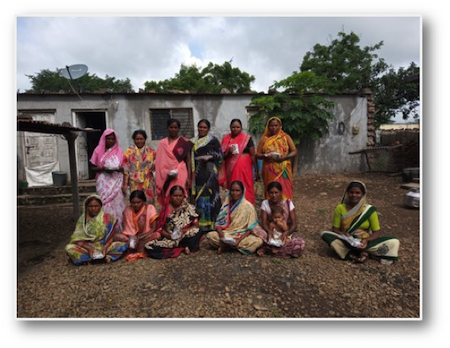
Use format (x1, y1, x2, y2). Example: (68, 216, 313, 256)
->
(64, 131, 80, 220)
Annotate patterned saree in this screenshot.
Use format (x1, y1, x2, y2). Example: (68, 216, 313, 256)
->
(65, 195, 128, 265)
(257, 117, 294, 200)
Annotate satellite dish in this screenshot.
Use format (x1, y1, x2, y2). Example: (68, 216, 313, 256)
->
(60, 64, 88, 80)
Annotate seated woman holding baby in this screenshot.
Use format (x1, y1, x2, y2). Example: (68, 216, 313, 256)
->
(257, 181, 305, 258)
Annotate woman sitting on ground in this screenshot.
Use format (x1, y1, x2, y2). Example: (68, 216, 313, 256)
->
(206, 180, 267, 255)
(120, 190, 160, 261)
(321, 181, 400, 264)
(65, 195, 128, 265)
(258, 181, 305, 258)
(145, 185, 202, 259)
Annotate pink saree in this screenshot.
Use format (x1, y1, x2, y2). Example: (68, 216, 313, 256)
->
(122, 204, 159, 240)
(155, 137, 192, 207)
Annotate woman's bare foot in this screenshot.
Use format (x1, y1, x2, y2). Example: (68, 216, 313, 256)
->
(217, 247, 223, 255)
(184, 247, 190, 255)
(349, 251, 369, 263)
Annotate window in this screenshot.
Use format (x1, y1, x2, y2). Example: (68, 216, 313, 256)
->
(150, 108, 194, 140)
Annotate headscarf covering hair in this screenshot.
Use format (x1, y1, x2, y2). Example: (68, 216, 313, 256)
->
(84, 194, 103, 209)
(78, 194, 108, 240)
(257, 116, 293, 200)
(341, 181, 372, 237)
(262, 116, 284, 138)
(90, 129, 123, 168)
(341, 180, 367, 205)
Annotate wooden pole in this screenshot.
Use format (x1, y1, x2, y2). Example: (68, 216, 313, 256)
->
(64, 131, 80, 220)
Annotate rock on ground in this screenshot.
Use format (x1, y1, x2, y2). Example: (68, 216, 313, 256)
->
(17, 172, 420, 319)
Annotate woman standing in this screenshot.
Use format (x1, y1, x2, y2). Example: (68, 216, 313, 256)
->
(258, 182, 305, 258)
(65, 195, 128, 265)
(191, 119, 223, 234)
(256, 117, 297, 200)
(154, 119, 193, 207)
(90, 128, 126, 230)
(122, 130, 156, 204)
(219, 119, 259, 204)
(121, 190, 160, 261)
(321, 181, 400, 264)
(145, 186, 202, 259)
(206, 180, 266, 255)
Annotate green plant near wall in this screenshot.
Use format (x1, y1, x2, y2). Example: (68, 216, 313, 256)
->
(249, 71, 335, 144)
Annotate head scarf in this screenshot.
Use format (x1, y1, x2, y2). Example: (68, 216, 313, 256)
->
(263, 116, 285, 138)
(70, 194, 113, 243)
(341, 181, 367, 205)
(90, 129, 123, 168)
(259, 116, 289, 154)
(341, 181, 372, 237)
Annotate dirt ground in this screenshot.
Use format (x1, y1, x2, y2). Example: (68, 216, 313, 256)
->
(16, 172, 420, 319)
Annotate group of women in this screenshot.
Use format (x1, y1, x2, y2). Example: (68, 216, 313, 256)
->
(65, 116, 400, 266)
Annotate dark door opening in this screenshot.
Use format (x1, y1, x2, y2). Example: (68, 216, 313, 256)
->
(76, 111, 106, 179)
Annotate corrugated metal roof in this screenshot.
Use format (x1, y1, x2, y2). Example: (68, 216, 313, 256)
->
(17, 119, 100, 135)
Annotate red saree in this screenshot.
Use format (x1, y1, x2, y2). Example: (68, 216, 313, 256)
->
(219, 132, 255, 204)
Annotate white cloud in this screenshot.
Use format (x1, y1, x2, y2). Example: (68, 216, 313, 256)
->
(17, 16, 420, 95)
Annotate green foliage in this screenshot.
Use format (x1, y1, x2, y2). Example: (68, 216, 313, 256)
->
(301, 31, 386, 92)
(25, 68, 133, 93)
(144, 61, 255, 93)
(300, 31, 420, 125)
(374, 62, 420, 126)
(144, 64, 208, 92)
(249, 72, 335, 143)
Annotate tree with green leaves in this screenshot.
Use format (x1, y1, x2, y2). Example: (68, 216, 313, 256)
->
(24, 68, 134, 93)
(374, 62, 420, 125)
(144, 61, 255, 94)
(300, 31, 387, 93)
(249, 71, 335, 143)
(300, 31, 420, 126)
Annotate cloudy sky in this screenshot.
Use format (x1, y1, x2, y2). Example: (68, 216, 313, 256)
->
(16, 16, 420, 94)
(6, 1, 450, 346)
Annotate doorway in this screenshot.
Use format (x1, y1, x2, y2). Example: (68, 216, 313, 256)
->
(74, 111, 106, 180)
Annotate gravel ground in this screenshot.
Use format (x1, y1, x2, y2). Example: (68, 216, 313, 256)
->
(16, 172, 420, 319)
